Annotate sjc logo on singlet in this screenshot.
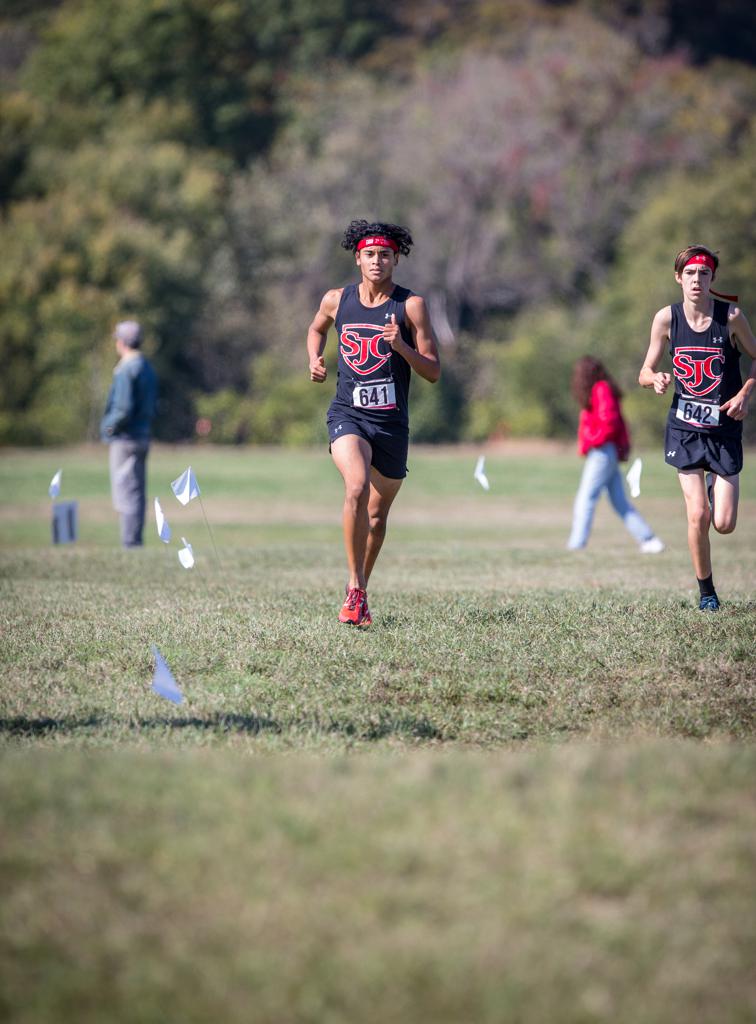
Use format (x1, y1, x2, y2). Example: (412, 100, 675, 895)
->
(340, 323, 391, 376)
(672, 346, 723, 398)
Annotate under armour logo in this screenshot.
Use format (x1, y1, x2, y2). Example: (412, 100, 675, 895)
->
(713, 336, 723, 344)
(667, 450, 676, 457)
(335, 424, 343, 433)
(384, 313, 392, 320)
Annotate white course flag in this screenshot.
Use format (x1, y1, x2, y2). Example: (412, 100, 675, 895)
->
(474, 455, 490, 492)
(150, 645, 184, 704)
(178, 536, 195, 569)
(48, 469, 62, 499)
(626, 457, 643, 498)
(171, 466, 200, 506)
(154, 497, 172, 543)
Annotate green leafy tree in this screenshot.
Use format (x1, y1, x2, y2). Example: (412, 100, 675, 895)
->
(0, 89, 40, 204)
(232, 18, 755, 345)
(464, 306, 589, 441)
(21, 0, 401, 163)
(195, 353, 331, 445)
(0, 130, 224, 443)
(483, 133, 756, 446)
(2, 0, 755, 446)
(585, 133, 756, 444)
(221, 19, 755, 444)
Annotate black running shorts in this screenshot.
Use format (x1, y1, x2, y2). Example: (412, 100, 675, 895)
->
(664, 422, 743, 477)
(327, 412, 409, 479)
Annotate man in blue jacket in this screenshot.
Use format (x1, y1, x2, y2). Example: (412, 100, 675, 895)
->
(100, 321, 158, 547)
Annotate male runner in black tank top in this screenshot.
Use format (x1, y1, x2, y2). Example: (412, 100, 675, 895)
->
(640, 244, 756, 611)
(306, 219, 441, 626)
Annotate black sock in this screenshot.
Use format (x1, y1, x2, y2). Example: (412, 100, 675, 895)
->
(697, 574, 716, 598)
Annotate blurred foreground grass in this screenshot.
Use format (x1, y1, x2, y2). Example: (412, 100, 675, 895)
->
(1, 743, 755, 1024)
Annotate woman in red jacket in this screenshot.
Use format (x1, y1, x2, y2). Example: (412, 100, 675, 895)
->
(567, 356, 664, 552)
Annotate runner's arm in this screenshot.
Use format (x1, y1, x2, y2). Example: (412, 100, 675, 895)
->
(639, 307, 673, 394)
(721, 307, 756, 420)
(384, 296, 441, 383)
(307, 289, 341, 383)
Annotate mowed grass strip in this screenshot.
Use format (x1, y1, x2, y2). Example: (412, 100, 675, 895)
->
(1, 446, 755, 751)
(1, 743, 755, 1024)
(2, 572, 754, 750)
(5, 441, 755, 545)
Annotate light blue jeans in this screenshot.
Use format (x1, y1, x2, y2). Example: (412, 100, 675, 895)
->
(567, 443, 653, 550)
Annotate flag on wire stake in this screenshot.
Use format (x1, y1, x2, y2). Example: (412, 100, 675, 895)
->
(169, 465, 230, 601)
(171, 466, 200, 506)
(474, 455, 490, 492)
(177, 533, 213, 595)
(154, 497, 172, 543)
(626, 457, 642, 498)
(171, 466, 217, 560)
(150, 645, 184, 704)
(197, 491, 225, 581)
(48, 469, 62, 499)
(178, 536, 195, 569)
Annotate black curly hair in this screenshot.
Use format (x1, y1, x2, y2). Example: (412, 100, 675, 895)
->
(341, 219, 413, 257)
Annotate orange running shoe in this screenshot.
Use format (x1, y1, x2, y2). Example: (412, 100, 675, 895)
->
(339, 587, 371, 627)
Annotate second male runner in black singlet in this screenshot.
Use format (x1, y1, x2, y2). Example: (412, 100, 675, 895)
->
(307, 220, 441, 626)
(640, 244, 756, 610)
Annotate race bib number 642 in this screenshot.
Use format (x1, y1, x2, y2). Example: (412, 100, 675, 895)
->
(352, 378, 396, 410)
(676, 397, 719, 428)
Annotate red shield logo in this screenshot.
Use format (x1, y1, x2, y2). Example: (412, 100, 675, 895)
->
(340, 323, 391, 377)
(672, 346, 723, 398)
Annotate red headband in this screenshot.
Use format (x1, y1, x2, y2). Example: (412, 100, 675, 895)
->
(684, 253, 716, 272)
(682, 252, 738, 301)
(356, 235, 399, 253)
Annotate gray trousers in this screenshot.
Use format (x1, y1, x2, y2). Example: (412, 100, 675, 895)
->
(109, 439, 149, 547)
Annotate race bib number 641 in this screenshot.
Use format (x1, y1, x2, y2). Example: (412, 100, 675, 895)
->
(676, 397, 719, 428)
(352, 378, 396, 410)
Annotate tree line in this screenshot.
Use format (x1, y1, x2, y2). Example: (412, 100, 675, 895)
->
(1, 0, 754, 445)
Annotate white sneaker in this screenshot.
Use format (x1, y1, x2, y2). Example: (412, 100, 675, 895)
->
(640, 536, 664, 554)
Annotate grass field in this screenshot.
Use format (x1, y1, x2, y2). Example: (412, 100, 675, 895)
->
(1, 444, 755, 1021)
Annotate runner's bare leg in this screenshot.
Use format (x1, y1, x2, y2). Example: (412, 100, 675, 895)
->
(677, 469, 712, 578)
(711, 473, 739, 534)
(364, 466, 403, 584)
(331, 434, 372, 590)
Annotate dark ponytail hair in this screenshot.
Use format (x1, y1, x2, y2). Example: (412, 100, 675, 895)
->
(571, 356, 622, 409)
